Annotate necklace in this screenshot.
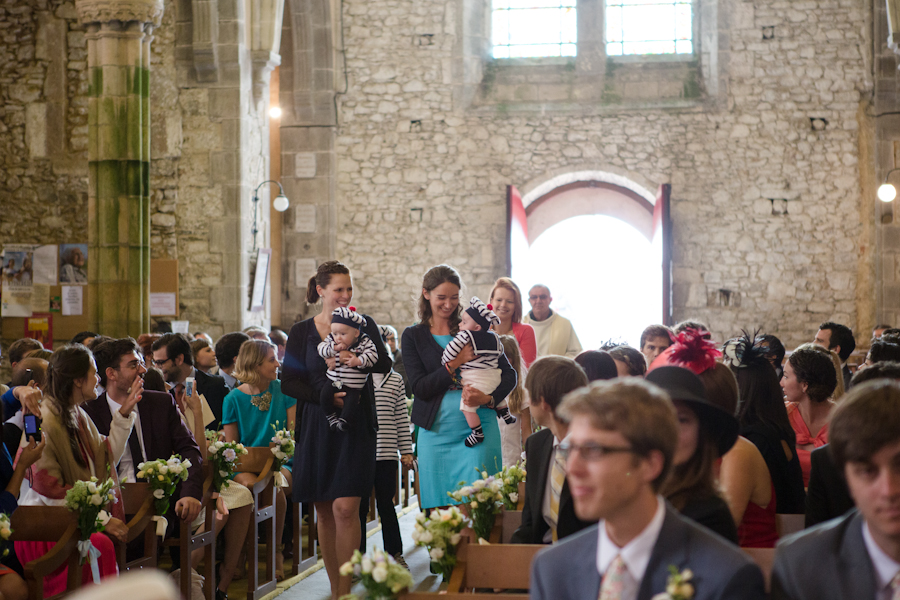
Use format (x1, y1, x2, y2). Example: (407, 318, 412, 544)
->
(250, 390, 272, 411)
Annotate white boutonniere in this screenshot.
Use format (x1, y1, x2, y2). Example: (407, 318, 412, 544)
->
(651, 566, 694, 600)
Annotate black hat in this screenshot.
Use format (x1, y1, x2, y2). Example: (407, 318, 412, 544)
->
(645, 366, 739, 457)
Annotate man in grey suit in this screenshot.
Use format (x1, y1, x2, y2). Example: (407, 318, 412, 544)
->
(530, 377, 765, 600)
(772, 380, 900, 600)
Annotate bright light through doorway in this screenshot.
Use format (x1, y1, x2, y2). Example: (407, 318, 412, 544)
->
(512, 215, 662, 350)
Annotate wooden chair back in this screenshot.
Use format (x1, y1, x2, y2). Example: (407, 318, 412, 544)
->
(501, 510, 523, 544)
(517, 481, 525, 511)
(235, 447, 277, 600)
(116, 482, 158, 572)
(288, 501, 318, 577)
(163, 462, 217, 600)
(742, 547, 775, 592)
(446, 539, 543, 592)
(10, 506, 83, 600)
(776, 514, 805, 538)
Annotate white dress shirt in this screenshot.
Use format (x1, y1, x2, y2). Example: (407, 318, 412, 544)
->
(541, 435, 562, 543)
(107, 396, 146, 482)
(596, 496, 667, 600)
(863, 521, 900, 600)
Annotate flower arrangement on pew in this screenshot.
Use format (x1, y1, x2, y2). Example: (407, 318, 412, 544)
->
(338, 547, 413, 599)
(65, 477, 116, 581)
(205, 430, 248, 493)
(410, 506, 467, 580)
(497, 461, 527, 510)
(0, 513, 12, 557)
(137, 455, 192, 537)
(447, 468, 503, 542)
(270, 423, 295, 487)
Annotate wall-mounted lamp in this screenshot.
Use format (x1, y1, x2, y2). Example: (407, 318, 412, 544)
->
(251, 180, 290, 247)
(877, 167, 900, 202)
(269, 105, 282, 119)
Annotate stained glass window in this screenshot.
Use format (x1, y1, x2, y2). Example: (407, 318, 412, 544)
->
(492, 0, 577, 59)
(605, 0, 693, 56)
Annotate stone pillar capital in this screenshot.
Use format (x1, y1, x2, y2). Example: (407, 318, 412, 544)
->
(75, 0, 165, 27)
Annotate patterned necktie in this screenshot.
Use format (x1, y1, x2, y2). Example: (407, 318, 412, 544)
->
(547, 446, 566, 541)
(890, 570, 900, 600)
(598, 554, 628, 600)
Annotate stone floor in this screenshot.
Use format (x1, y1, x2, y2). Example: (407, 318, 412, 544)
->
(279, 504, 443, 600)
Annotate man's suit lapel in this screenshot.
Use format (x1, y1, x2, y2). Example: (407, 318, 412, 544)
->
(637, 505, 690, 600)
(836, 513, 877, 599)
(90, 393, 115, 434)
(532, 430, 553, 502)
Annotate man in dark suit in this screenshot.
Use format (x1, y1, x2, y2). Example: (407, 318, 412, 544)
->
(773, 380, 900, 600)
(153, 333, 229, 430)
(813, 322, 856, 389)
(511, 356, 593, 544)
(85, 338, 204, 526)
(805, 444, 854, 527)
(531, 379, 765, 600)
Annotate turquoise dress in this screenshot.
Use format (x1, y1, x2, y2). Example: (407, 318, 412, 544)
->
(417, 334, 503, 509)
(222, 379, 297, 469)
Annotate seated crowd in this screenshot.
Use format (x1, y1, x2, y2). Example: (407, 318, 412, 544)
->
(1, 262, 899, 600)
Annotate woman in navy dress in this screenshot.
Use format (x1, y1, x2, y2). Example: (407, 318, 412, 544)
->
(281, 261, 391, 599)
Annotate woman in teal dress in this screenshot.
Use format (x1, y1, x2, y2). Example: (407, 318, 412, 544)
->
(401, 265, 517, 508)
(222, 338, 296, 579)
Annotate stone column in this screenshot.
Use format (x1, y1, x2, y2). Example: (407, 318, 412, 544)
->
(77, 0, 164, 337)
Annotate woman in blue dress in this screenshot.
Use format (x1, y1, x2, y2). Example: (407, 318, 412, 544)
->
(402, 264, 517, 509)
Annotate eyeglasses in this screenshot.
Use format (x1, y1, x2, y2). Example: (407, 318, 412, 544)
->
(558, 441, 635, 462)
(152, 357, 171, 367)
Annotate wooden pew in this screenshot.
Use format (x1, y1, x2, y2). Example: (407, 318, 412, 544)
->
(10, 506, 83, 600)
(115, 482, 158, 572)
(287, 501, 318, 577)
(163, 463, 217, 600)
(742, 547, 775, 592)
(445, 539, 543, 593)
(776, 514, 805, 538)
(235, 447, 277, 600)
(501, 510, 522, 544)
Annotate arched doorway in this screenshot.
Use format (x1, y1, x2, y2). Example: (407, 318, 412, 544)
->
(508, 173, 671, 349)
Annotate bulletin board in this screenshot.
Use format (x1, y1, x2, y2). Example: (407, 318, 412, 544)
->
(1, 258, 179, 344)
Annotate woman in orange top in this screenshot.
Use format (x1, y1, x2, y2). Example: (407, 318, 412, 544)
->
(781, 344, 837, 486)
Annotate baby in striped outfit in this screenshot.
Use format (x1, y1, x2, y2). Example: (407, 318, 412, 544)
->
(318, 306, 379, 431)
(442, 297, 517, 447)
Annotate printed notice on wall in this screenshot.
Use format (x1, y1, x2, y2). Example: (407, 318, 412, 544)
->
(32, 245, 58, 285)
(150, 293, 177, 316)
(62, 285, 83, 316)
(2, 245, 35, 317)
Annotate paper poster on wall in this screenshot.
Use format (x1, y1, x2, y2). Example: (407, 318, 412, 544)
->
(32, 245, 58, 285)
(2, 245, 35, 317)
(31, 284, 50, 314)
(171, 320, 190, 334)
(61, 285, 83, 316)
(50, 295, 61, 312)
(150, 293, 177, 316)
(25, 314, 53, 347)
(59, 244, 88, 285)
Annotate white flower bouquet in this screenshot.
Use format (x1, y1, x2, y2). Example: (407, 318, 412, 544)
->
(497, 461, 527, 510)
(447, 468, 503, 542)
(410, 505, 467, 580)
(270, 423, 295, 472)
(205, 430, 248, 493)
(137, 454, 192, 517)
(64, 477, 117, 560)
(338, 548, 412, 599)
(0, 513, 12, 557)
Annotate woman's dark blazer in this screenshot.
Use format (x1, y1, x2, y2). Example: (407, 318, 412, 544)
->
(281, 315, 392, 432)
(401, 322, 517, 430)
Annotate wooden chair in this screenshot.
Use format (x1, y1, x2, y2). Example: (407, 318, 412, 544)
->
(163, 463, 217, 600)
(288, 501, 318, 577)
(10, 506, 83, 600)
(400, 462, 419, 508)
(115, 482, 158, 572)
(776, 514, 805, 538)
(742, 547, 775, 592)
(446, 538, 543, 592)
(501, 510, 523, 544)
(235, 447, 277, 600)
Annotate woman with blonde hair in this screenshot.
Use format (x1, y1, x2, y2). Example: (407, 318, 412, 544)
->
(222, 339, 297, 579)
(498, 335, 531, 466)
(489, 278, 537, 368)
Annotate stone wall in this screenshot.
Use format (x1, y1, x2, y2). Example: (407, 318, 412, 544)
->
(331, 0, 875, 349)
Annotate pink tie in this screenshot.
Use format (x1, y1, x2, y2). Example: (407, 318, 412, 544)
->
(598, 554, 628, 600)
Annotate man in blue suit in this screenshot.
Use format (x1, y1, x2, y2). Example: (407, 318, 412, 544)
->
(530, 376, 765, 600)
(772, 380, 900, 600)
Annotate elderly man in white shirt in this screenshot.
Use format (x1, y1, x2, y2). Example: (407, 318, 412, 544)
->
(523, 285, 582, 358)
(530, 379, 764, 600)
